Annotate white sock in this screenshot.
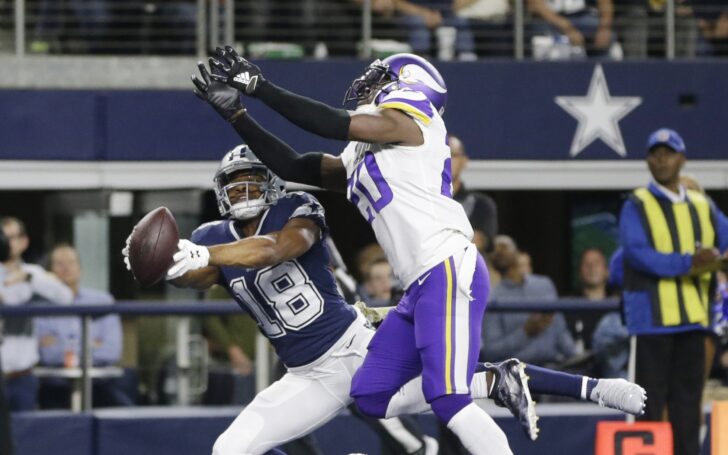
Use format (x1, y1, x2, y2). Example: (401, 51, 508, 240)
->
(386, 374, 491, 418)
(470, 371, 490, 399)
(446, 403, 513, 455)
(385, 377, 430, 418)
(378, 418, 423, 453)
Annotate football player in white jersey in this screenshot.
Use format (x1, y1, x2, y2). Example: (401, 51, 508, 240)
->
(191, 48, 646, 454)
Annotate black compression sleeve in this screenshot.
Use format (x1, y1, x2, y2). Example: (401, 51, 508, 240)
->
(256, 81, 351, 141)
(230, 113, 323, 187)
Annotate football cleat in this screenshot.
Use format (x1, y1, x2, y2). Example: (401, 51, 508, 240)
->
(590, 378, 647, 416)
(484, 358, 539, 441)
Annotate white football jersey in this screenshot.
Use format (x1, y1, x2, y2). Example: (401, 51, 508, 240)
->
(340, 90, 473, 288)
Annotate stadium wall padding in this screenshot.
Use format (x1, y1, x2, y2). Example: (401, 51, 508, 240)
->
(10, 409, 714, 455)
(0, 61, 727, 162)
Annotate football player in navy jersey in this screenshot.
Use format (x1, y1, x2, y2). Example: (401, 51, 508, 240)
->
(150, 146, 453, 454)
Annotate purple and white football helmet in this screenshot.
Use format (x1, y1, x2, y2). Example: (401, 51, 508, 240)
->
(344, 53, 448, 115)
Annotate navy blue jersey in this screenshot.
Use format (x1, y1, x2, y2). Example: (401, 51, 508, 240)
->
(192, 192, 356, 367)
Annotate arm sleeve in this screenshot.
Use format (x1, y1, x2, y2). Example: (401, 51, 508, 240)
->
(619, 200, 693, 277)
(256, 81, 351, 141)
(230, 113, 324, 187)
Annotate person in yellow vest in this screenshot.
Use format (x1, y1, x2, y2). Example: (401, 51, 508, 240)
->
(619, 128, 728, 455)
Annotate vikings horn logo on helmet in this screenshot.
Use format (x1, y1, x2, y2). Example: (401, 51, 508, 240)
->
(344, 53, 448, 115)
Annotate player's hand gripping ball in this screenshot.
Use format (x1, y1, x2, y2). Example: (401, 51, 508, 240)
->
(165, 239, 211, 281)
(122, 207, 180, 287)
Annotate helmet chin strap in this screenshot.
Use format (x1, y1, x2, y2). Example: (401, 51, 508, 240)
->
(231, 204, 265, 221)
(230, 198, 268, 221)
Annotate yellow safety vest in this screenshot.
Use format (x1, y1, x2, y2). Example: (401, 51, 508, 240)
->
(632, 187, 715, 328)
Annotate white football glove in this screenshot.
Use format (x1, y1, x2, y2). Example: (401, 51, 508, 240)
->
(121, 232, 133, 271)
(166, 239, 210, 280)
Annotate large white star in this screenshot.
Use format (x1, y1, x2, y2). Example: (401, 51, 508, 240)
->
(555, 65, 642, 157)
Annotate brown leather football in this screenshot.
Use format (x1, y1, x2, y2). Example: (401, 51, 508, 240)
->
(128, 207, 179, 287)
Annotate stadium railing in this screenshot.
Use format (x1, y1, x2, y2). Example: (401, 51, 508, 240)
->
(0, 0, 722, 59)
(0, 298, 620, 411)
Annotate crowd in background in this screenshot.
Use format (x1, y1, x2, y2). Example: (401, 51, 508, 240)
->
(1, 0, 726, 58)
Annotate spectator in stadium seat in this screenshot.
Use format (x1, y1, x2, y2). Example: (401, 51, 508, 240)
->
(481, 235, 577, 366)
(35, 244, 132, 408)
(454, 0, 514, 57)
(395, 0, 478, 60)
(0, 217, 73, 411)
(566, 248, 613, 354)
(619, 128, 728, 455)
(527, 0, 615, 57)
(696, 0, 728, 56)
(360, 257, 396, 308)
(516, 251, 532, 276)
(647, 0, 698, 58)
(355, 243, 387, 282)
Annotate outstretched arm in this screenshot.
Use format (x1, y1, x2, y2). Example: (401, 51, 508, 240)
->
(192, 62, 347, 191)
(230, 112, 347, 191)
(209, 47, 422, 146)
(208, 218, 320, 269)
(254, 80, 421, 145)
(166, 218, 322, 281)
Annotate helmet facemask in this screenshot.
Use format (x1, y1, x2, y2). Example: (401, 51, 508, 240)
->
(215, 166, 283, 221)
(343, 60, 397, 107)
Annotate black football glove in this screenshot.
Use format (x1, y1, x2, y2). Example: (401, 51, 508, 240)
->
(208, 45, 265, 96)
(191, 61, 245, 121)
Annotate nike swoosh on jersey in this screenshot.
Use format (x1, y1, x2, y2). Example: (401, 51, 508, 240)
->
(417, 272, 432, 286)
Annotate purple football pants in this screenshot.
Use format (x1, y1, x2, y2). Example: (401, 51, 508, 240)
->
(350, 245, 489, 423)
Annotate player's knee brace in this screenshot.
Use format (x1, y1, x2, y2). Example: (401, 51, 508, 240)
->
(430, 394, 473, 424)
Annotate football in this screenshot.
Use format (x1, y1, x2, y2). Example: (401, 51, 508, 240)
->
(128, 206, 180, 287)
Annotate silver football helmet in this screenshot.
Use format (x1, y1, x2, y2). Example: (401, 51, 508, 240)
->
(214, 145, 285, 220)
